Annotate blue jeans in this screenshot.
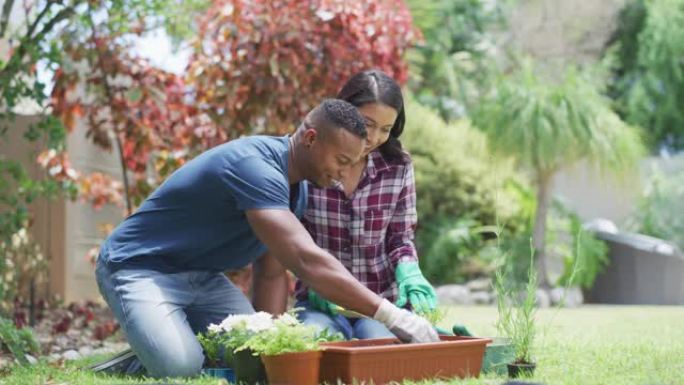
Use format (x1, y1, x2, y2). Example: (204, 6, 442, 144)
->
(295, 301, 395, 340)
(95, 258, 254, 378)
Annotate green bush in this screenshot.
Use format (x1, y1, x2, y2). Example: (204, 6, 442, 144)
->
(605, 0, 684, 151)
(403, 98, 608, 287)
(0, 317, 40, 366)
(406, 0, 507, 120)
(0, 227, 48, 316)
(501, 182, 609, 288)
(403, 98, 527, 283)
(553, 205, 610, 290)
(416, 216, 500, 284)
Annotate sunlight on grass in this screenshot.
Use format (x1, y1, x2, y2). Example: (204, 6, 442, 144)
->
(437, 305, 684, 385)
(1, 305, 682, 385)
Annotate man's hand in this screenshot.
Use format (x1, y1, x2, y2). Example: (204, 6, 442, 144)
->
(308, 290, 339, 315)
(373, 299, 440, 343)
(394, 262, 437, 313)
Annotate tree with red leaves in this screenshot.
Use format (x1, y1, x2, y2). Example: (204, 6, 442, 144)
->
(49, 0, 418, 216)
(3, 0, 418, 317)
(187, 0, 418, 136)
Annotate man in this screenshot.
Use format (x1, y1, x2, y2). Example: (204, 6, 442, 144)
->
(93, 99, 439, 378)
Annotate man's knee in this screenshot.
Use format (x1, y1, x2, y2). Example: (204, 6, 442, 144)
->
(147, 348, 204, 378)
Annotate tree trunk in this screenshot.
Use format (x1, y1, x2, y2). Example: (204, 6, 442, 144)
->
(114, 133, 133, 216)
(85, 8, 133, 217)
(533, 173, 552, 288)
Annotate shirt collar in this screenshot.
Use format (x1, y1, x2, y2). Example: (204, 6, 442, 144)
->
(366, 150, 390, 179)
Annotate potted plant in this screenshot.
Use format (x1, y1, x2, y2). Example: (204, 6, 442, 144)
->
(493, 251, 538, 378)
(198, 312, 275, 384)
(226, 312, 275, 384)
(197, 328, 235, 382)
(238, 312, 330, 385)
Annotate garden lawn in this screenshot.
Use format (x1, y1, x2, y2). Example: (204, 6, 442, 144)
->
(1, 305, 682, 385)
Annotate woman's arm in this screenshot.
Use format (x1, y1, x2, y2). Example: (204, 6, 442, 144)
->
(386, 162, 437, 312)
(385, 162, 419, 268)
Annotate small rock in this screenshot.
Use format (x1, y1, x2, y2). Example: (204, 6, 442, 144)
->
(466, 278, 492, 292)
(62, 349, 81, 361)
(78, 346, 94, 357)
(0, 356, 10, 369)
(55, 335, 70, 349)
(436, 284, 472, 305)
(25, 354, 38, 365)
(48, 353, 62, 363)
(550, 287, 584, 307)
(470, 291, 493, 305)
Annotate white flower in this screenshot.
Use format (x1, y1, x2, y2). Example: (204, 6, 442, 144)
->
(11, 233, 21, 249)
(207, 323, 222, 334)
(221, 4, 234, 16)
(65, 167, 79, 180)
(48, 165, 63, 176)
(276, 313, 299, 326)
(315, 9, 335, 21)
(246, 312, 274, 333)
(219, 314, 249, 332)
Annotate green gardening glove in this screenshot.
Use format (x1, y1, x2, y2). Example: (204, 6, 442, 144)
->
(435, 324, 473, 336)
(452, 324, 474, 337)
(394, 262, 438, 313)
(308, 289, 338, 316)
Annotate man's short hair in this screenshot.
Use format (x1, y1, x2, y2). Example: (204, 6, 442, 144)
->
(304, 99, 367, 139)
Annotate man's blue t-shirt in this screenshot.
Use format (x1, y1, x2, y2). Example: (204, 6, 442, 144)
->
(100, 135, 307, 272)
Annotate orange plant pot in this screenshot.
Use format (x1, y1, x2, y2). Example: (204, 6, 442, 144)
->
(320, 336, 492, 385)
(260, 350, 322, 385)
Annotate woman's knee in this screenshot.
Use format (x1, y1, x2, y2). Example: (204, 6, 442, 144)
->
(298, 310, 350, 339)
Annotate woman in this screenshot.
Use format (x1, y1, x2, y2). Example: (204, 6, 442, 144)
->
(295, 70, 437, 340)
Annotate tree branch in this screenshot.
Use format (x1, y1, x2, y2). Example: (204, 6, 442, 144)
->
(84, 8, 134, 216)
(29, 3, 76, 46)
(24, 0, 58, 40)
(0, 0, 15, 38)
(0, 4, 75, 86)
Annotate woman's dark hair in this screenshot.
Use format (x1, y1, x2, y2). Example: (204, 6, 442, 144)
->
(336, 70, 406, 162)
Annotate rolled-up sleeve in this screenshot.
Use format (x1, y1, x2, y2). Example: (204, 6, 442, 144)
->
(385, 163, 419, 271)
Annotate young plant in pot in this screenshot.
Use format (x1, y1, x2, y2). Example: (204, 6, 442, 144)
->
(493, 251, 538, 379)
(238, 312, 340, 385)
(226, 312, 276, 384)
(199, 312, 276, 384)
(197, 327, 236, 382)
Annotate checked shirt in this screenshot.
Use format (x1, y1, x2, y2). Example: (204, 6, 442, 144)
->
(295, 150, 419, 303)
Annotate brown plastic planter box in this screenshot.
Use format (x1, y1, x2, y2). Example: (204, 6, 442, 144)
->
(319, 336, 492, 385)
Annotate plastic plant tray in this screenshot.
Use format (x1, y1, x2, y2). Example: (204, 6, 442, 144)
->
(320, 336, 492, 385)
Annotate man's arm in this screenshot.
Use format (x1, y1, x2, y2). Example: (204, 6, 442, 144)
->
(252, 252, 289, 314)
(246, 209, 381, 316)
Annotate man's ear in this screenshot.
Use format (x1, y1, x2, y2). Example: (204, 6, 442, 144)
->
(302, 127, 318, 148)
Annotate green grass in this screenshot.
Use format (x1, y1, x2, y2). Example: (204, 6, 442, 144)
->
(431, 305, 684, 385)
(1, 305, 683, 385)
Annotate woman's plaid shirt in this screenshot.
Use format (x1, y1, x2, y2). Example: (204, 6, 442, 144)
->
(295, 150, 419, 303)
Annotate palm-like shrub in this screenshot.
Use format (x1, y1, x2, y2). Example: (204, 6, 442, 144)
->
(472, 63, 644, 287)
